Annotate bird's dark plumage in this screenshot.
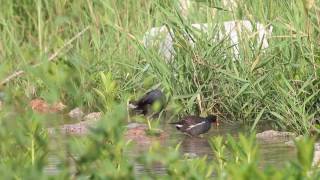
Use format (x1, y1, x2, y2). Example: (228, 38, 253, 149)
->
(129, 89, 166, 115)
(170, 115, 217, 136)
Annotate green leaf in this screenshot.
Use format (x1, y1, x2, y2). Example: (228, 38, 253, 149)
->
(251, 108, 266, 132)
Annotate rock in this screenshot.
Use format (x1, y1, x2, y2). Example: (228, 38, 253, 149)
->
(30, 98, 66, 113)
(48, 122, 88, 135)
(68, 107, 84, 120)
(315, 143, 320, 151)
(183, 153, 198, 159)
(256, 130, 296, 139)
(284, 135, 303, 147)
(126, 123, 147, 129)
(124, 124, 166, 144)
(284, 133, 320, 150)
(145, 128, 163, 137)
(30, 99, 50, 113)
(284, 140, 295, 147)
(284, 138, 320, 167)
(47, 119, 98, 135)
(83, 112, 102, 121)
(313, 150, 320, 166)
(51, 102, 67, 112)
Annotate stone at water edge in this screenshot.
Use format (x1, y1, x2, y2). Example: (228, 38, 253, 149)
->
(51, 102, 67, 112)
(29, 98, 66, 113)
(47, 121, 92, 135)
(47, 117, 100, 135)
(145, 128, 163, 137)
(68, 107, 84, 120)
(29, 99, 50, 113)
(312, 144, 320, 166)
(283, 136, 320, 167)
(183, 153, 198, 159)
(313, 151, 320, 167)
(256, 130, 296, 139)
(284, 135, 303, 147)
(126, 123, 147, 129)
(124, 123, 167, 144)
(315, 143, 320, 151)
(83, 112, 102, 121)
(285, 138, 320, 151)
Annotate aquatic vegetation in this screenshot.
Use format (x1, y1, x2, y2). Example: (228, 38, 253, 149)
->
(0, 0, 319, 178)
(1, 92, 320, 178)
(1, 0, 319, 132)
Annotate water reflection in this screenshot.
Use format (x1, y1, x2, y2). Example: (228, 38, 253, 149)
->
(180, 137, 212, 156)
(46, 121, 296, 176)
(129, 122, 296, 175)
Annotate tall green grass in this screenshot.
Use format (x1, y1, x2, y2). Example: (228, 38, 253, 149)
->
(0, 0, 319, 132)
(0, 0, 319, 177)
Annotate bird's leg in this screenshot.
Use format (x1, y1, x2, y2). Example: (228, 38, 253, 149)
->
(151, 112, 160, 119)
(142, 106, 148, 116)
(184, 133, 193, 138)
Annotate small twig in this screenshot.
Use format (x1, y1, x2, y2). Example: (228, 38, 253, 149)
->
(1, 26, 90, 85)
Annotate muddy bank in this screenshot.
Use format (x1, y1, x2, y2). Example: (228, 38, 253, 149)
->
(47, 113, 167, 145)
(124, 123, 167, 145)
(47, 111, 102, 135)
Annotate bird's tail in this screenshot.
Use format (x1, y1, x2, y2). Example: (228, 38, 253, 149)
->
(169, 122, 180, 124)
(169, 122, 183, 130)
(128, 101, 138, 109)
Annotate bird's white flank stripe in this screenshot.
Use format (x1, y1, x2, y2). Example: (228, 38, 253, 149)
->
(128, 103, 138, 109)
(175, 124, 183, 128)
(186, 121, 205, 130)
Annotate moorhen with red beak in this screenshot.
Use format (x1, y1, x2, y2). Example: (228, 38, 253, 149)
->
(170, 115, 218, 136)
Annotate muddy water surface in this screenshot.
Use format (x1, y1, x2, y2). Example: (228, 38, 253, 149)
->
(45, 121, 296, 176)
(130, 122, 296, 174)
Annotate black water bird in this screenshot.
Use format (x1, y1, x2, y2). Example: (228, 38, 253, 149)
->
(170, 115, 218, 136)
(129, 89, 166, 116)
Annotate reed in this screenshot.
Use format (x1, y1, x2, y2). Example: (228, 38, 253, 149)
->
(0, 0, 319, 178)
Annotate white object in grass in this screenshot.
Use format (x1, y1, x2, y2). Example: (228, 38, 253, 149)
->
(143, 21, 273, 61)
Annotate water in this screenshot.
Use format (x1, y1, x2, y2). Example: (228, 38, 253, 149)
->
(128, 122, 296, 175)
(45, 121, 296, 176)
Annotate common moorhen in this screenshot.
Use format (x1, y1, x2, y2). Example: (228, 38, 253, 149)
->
(170, 115, 218, 136)
(129, 89, 166, 115)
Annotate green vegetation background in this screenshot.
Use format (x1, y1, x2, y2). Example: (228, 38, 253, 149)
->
(0, 0, 319, 179)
